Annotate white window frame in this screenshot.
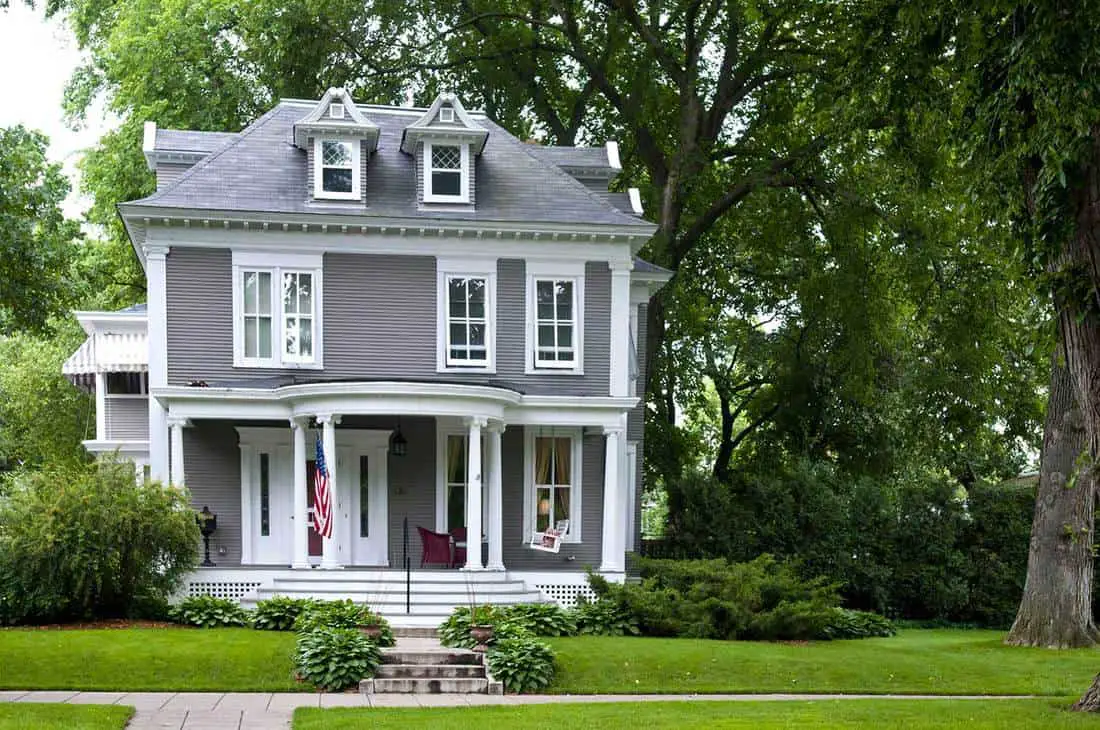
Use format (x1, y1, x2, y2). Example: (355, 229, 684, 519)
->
(523, 426, 583, 544)
(525, 261, 585, 374)
(439, 106, 455, 123)
(329, 102, 345, 119)
(313, 137, 361, 200)
(436, 256, 496, 372)
(423, 141, 470, 203)
(232, 251, 324, 369)
(434, 423, 489, 534)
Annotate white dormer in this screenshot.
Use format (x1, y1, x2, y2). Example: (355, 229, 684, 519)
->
(401, 93, 488, 206)
(293, 88, 380, 202)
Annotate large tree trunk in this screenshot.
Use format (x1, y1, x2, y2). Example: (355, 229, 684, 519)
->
(1005, 352, 1098, 648)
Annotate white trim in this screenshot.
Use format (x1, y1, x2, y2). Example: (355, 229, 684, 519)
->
(626, 441, 638, 552)
(436, 257, 497, 373)
(95, 372, 107, 440)
(142, 121, 157, 170)
(231, 252, 324, 370)
(525, 261, 585, 374)
(627, 188, 644, 215)
(313, 138, 361, 200)
(605, 141, 622, 170)
(145, 245, 169, 482)
(423, 142, 471, 204)
(609, 267, 632, 397)
(523, 426, 583, 544)
(435, 420, 489, 534)
(329, 103, 345, 119)
(438, 106, 455, 123)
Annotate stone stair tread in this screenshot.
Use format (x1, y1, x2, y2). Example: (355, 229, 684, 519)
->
(374, 664, 486, 679)
(370, 677, 489, 694)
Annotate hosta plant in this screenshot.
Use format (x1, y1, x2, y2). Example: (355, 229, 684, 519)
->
(486, 636, 556, 693)
(573, 598, 640, 636)
(504, 603, 578, 637)
(438, 605, 506, 649)
(293, 599, 366, 632)
(252, 596, 315, 631)
(169, 595, 250, 628)
(359, 608, 396, 648)
(295, 627, 381, 692)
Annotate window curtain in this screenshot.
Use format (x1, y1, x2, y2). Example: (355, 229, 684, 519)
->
(535, 437, 553, 484)
(554, 437, 571, 486)
(447, 435, 466, 484)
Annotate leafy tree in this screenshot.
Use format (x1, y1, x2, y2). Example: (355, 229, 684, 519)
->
(0, 125, 79, 334)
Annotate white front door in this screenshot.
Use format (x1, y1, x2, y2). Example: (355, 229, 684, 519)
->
(252, 446, 292, 564)
(346, 444, 389, 565)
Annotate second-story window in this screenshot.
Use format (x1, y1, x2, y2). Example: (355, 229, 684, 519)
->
(314, 139, 360, 200)
(234, 253, 323, 369)
(424, 142, 469, 203)
(446, 276, 487, 366)
(534, 279, 578, 368)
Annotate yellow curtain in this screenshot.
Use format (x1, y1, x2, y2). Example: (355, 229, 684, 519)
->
(447, 435, 466, 483)
(554, 437, 571, 486)
(535, 437, 552, 484)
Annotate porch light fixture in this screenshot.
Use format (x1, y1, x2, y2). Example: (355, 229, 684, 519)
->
(196, 505, 217, 567)
(391, 421, 408, 457)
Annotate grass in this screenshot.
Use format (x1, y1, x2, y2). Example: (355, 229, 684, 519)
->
(545, 630, 1100, 696)
(294, 699, 1100, 729)
(0, 703, 132, 730)
(0, 628, 298, 692)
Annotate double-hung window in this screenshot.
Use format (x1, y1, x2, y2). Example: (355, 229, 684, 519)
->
(438, 259, 495, 371)
(234, 253, 323, 368)
(423, 142, 469, 203)
(438, 432, 488, 534)
(526, 264, 584, 373)
(524, 428, 582, 542)
(314, 138, 360, 199)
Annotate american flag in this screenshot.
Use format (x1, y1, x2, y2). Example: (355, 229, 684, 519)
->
(313, 435, 333, 539)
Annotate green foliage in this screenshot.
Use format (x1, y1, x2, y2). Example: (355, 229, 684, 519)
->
(438, 605, 507, 649)
(818, 609, 896, 640)
(574, 597, 639, 636)
(0, 319, 94, 470)
(0, 125, 80, 335)
(294, 627, 380, 692)
(292, 600, 395, 646)
(359, 608, 396, 648)
(486, 636, 556, 694)
(169, 595, 250, 628)
(0, 458, 198, 624)
(501, 603, 577, 637)
(252, 597, 315, 631)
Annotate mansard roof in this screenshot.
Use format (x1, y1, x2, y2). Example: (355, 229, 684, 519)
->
(124, 98, 651, 230)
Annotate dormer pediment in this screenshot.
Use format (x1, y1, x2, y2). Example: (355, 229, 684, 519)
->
(293, 87, 379, 150)
(400, 93, 488, 155)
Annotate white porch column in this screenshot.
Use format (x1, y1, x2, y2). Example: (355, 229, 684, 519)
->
(486, 421, 505, 571)
(290, 416, 310, 569)
(145, 244, 170, 482)
(318, 413, 342, 569)
(464, 416, 486, 570)
(167, 416, 190, 487)
(600, 421, 626, 573)
(609, 261, 633, 398)
(94, 372, 107, 441)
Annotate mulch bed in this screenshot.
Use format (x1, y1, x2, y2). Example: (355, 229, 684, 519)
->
(6, 619, 186, 631)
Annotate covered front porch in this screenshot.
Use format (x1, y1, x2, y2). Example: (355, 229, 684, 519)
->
(157, 381, 635, 580)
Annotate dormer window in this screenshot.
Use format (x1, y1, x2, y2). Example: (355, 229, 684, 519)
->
(314, 138, 360, 200)
(424, 142, 469, 203)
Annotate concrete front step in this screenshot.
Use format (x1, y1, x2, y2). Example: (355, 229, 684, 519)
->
(368, 677, 490, 694)
(381, 650, 481, 666)
(375, 664, 486, 679)
(393, 627, 438, 638)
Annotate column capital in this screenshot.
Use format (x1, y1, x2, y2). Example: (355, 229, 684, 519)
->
(289, 416, 310, 431)
(602, 424, 625, 437)
(315, 413, 342, 426)
(142, 243, 171, 260)
(487, 420, 507, 434)
(464, 415, 489, 429)
(166, 416, 192, 428)
(609, 258, 634, 273)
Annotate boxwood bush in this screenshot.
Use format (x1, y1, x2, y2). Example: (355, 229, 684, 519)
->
(0, 458, 198, 624)
(253, 597, 315, 631)
(295, 627, 381, 691)
(169, 595, 250, 628)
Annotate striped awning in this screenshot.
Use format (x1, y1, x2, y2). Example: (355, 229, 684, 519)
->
(63, 331, 148, 376)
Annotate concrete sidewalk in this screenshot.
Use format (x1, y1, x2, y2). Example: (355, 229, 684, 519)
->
(0, 690, 1033, 729)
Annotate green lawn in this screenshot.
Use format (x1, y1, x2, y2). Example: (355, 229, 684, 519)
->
(294, 699, 1100, 729)
(0, 628, 298, 691)
(546, 630, 1100, 695)
(0, 703, 132, 730)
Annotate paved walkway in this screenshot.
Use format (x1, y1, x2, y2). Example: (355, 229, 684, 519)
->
(0, 690, 1034, 729)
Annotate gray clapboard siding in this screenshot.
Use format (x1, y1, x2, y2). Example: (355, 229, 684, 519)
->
(103, 397, 149, 440)
(184, 421, 243, 566)
(165, 248, 611, 396)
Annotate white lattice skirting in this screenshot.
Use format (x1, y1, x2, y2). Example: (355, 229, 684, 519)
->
(186, 581, 263, 601)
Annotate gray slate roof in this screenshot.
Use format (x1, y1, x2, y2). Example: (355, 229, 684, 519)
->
(130, 102, 651, 230)
(155, 129, 238, 153)
(633, 257, 672, 276)
(526, 145, 614, 174)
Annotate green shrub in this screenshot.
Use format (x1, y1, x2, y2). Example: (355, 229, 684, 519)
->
(438, 605, 507, 649)
(592, 556, 844, 641)
(818, 608, 896, 639)
(253, 597, 316, 631)
(486, 636, 556, 693)
(0, 458, 198, 624)
(501, 603, 577, 637)
(169, 595, 250, 628)
(292, 600, 395, 647)
(573, 598, 639, 636)
(294, 627, 381, 691)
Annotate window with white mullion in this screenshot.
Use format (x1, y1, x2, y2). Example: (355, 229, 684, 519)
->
(242, 270, 273, 361)
(533, 436, 573, 535)
(446, 276, 488, 365)
(534, 279, 577, 367)
(282, 271, 315, 362)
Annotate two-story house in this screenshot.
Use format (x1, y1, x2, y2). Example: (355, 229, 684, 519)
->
(63, 89, 669, 624)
